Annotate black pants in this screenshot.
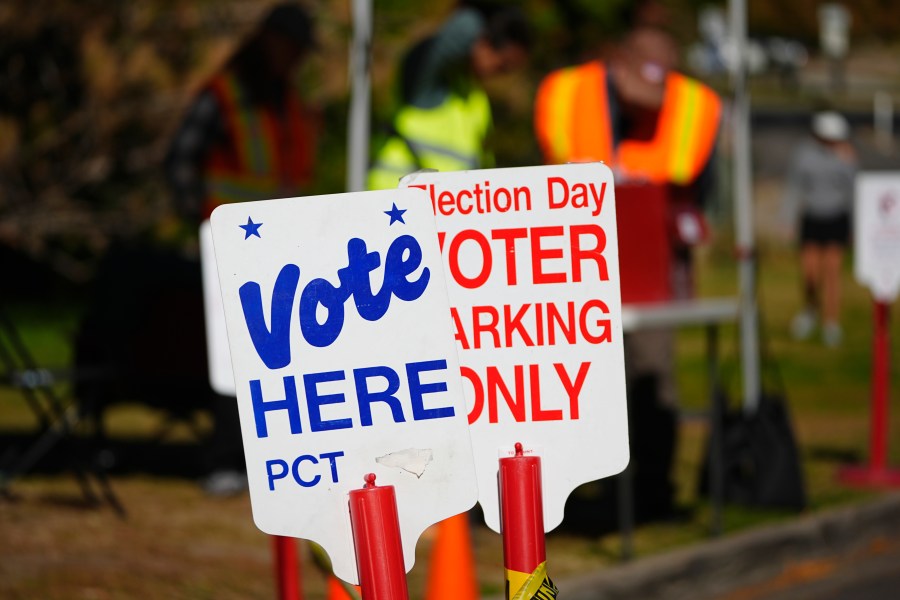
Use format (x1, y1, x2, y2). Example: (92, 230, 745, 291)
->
(628, 374, 678, 519)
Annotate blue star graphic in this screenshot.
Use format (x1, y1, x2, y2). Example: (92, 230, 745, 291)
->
(239, 217, 263, 239)
(384, 203, 407, 225)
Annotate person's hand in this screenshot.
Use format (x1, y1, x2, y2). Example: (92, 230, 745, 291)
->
(833, 141, 857, 164)
(609, 60, 665, 110)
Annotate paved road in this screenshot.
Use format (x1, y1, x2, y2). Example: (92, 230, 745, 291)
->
(719, 538, 900, 600)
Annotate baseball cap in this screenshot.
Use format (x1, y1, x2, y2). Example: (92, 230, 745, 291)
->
(812, 111, 850, 142)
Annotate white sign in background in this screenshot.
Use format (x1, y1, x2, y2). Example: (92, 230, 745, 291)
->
(200, 221, 237, 396)
(855, 172, 900, 301)
(210, 189, 478, 584)
(401, 163, 629, 533)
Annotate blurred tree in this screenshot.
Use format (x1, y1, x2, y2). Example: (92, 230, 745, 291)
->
(1, 0, 897, 284)
(0, 1, 319, 281)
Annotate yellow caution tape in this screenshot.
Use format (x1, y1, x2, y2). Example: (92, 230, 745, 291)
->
(506, 561, 558, 599)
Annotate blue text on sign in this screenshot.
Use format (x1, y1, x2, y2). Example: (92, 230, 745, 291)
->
(266, 451, 345, 490)
(239, 235, 430, 369)
(249, 359, 455, 439)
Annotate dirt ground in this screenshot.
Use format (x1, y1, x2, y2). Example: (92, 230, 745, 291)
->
(0, 474, 617, 599)
(1, 411, 884, 599)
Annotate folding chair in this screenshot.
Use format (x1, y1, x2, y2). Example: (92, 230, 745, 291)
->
(0, 305, 124, 515)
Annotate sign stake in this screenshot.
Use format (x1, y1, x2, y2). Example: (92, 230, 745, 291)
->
(839, 301, 900, 487)
(499, 443, 557, 598)
(272, 536, 302, 600)
(349, 474, 410, 600)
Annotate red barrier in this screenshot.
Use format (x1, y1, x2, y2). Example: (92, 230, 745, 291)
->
(349, 474, 409, 600)
(839, 301, 900, 487)
(499, 443, 556, 599)
(272, 535, 302, 600)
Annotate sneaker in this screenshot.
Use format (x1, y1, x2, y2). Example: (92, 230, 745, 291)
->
(822, 322, 843, 347)
(201, 469, 248, 497)
(791, 310, 816, 340)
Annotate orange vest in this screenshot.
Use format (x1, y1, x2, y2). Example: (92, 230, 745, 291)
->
(203, 73, 314, 217)
(534, 62, 721, 185)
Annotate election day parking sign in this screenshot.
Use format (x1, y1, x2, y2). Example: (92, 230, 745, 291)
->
(401, 163, 628, 533)
(210, 188, 478, 584)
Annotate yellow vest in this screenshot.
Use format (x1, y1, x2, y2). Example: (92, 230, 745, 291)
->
(368, 87, 493, 190)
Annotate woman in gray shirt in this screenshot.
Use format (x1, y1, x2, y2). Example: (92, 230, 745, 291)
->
(783, 111, 857, 346)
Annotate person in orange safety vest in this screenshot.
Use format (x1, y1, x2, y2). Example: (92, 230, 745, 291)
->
(535, 22, 722, 520)
(165, 2, 317, 225)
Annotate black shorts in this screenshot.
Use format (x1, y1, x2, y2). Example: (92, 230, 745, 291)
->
(800, 213, 850, 246)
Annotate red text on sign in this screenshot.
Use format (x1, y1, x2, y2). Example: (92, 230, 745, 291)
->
(450, 299, 612, 350)
(409, 182, 533, 217)
(462, 361, 591, 424)
(438, 224, 608, 289)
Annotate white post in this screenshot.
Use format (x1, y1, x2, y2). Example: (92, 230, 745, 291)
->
(818, 3, 851, 94)
(729, 0, 761, 413)
(346, 0, 373, 192)
(875, 91, 894, 152)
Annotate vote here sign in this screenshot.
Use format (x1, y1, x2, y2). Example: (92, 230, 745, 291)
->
(401, 163, 628, 533)
(855, 172, 900, 301)
(209, 188, 478, 584)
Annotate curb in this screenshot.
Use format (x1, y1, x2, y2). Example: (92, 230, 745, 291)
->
(554, 493, 900, 600)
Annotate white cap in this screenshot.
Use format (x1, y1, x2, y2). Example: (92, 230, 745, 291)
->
(812, 111, 850, 142)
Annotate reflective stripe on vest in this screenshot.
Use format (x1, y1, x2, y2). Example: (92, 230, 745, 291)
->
(367, 87, 492, 190)
(203, 73, 313, 214)
(534, 62, 721, 185)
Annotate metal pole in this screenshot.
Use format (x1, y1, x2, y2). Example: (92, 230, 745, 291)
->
(346, 0, 372, 192)
(273, 536, 302, 600)
(616, 465, 634, 561)
(729, 0, 761, 414)
(707, 324, 723, 536)
(874, 91, 894, 152)
(870, 301, 890, 471)
(837, 300, 900, 487)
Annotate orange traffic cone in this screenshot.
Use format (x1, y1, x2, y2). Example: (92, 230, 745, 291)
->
(327, 576, 360, 600)
(425, 512, 478, 600)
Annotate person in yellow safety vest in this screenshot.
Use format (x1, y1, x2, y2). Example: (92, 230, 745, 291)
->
(535, 20, 722, 521)
(163, 2, 317, 497)
(367, 4, 532, 191)
(165, 2, 317, 225)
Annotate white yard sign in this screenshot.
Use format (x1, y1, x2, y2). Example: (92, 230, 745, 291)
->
(210, 189, 478, 584)
(200, 221, 237, 396)
(401, 163, 628, 533)
(856, 173, 900, 301)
